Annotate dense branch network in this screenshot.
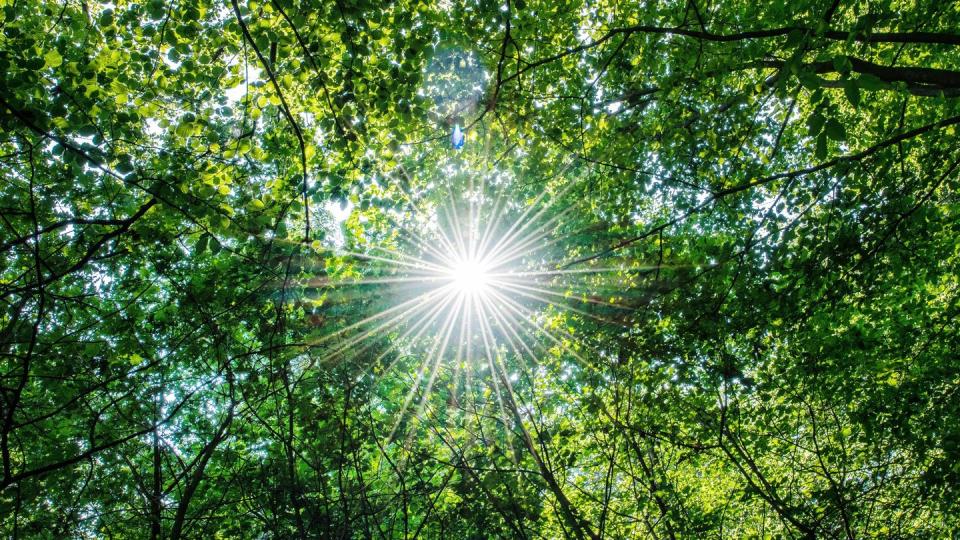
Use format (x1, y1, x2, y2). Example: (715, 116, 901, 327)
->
(1, 0, 958, 538)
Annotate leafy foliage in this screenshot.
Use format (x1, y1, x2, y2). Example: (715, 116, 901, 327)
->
(1, 0, 959, 538)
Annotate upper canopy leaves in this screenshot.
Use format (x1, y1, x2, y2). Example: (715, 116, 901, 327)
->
(1, 0, 959, 537)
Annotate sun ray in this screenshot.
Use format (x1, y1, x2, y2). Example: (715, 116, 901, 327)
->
(312, 168, 642, 465)
(306, 283, 456, 349)
(362, 175, 466, 270)
(474, 296, 520, 462)
(338, 249, 449, 274)
(387, 291, 466, 444)
(388, 161, 468, 263)
(441, 189, 472, 260)
(370, 244, 459, 274)
(489, 265, 639, 278)
(480, 179, 581, 268)
(480, 159, 581, 264)
(300, 275, 451, 288)
(476, 293, 541, 380)
(348, 284, 462, 356)
(474, 182, 511, 266)
(489, 277, 635, 314)
(476, 297, 537, 424)
(481, 203, 583, 270)
(404, 292, 466, 436)
(483, 286, 598, 373)
(386, 220, 464, 271)
(374, 299, 462, 375)
(488, 281, 632, 330)
(357, 287, 471, 383)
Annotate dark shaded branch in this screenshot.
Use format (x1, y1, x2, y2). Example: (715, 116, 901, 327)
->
(0, 197, 157, 299)
(714, 113, 960, 197)
(566, 113, 960, 266)
(270, 0, 347, 139)
(169, 405, 234, 540)
(0, 387, 197, 491)
(618, 24, 960, 46)
(761, 56, 960, 97)
(1, 215, 150, 253)
(230, 0, 310, 242)
(503, 24, 960, 87)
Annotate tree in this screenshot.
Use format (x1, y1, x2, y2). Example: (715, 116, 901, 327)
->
(1, 0, 958, 537)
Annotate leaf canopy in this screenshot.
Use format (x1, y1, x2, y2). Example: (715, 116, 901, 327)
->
(1, 0, 959, 538)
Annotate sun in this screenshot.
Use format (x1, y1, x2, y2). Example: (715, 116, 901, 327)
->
(447, 258, 492, 296)
(302, 177, 637, 451)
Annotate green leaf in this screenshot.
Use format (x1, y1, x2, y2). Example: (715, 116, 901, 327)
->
(784, 28, 806, 49)
(807, 112, 825, 137)
(797, 69, 821, 90)
(815, 132, 828, 160)
(195, 233, 210, 254)
(825, 118, 847, 141)
(115, 156, 135, 174)
(832, 56, 852, 73)
(843, 79, 861, 108)
(175, 123, 193, 138)
(43, 49, 62, 68)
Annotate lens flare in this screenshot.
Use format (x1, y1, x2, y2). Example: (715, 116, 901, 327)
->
(448, 258, 491, 296)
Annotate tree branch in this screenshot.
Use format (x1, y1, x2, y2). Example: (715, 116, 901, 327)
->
(230, 0, 311, 242)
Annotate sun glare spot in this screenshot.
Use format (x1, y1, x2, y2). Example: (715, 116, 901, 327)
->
(448, 258, 491, 296)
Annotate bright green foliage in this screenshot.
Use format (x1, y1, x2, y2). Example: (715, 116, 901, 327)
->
(1, 0, 959, 538)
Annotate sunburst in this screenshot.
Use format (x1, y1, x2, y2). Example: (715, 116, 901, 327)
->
(446, 257, 493, 297)
(299, 174, 656, 453)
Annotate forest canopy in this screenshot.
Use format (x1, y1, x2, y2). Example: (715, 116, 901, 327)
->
(1, 0, 959, 537)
